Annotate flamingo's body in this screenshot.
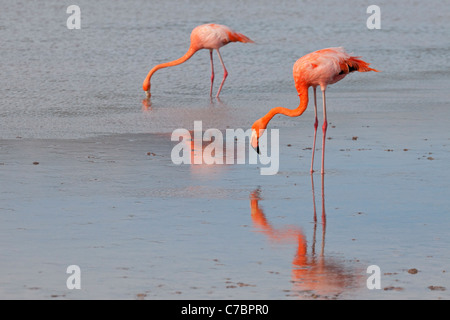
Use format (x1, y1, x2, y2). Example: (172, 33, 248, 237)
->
(143, 24, 253, 98)
(251, 47, 379, 174)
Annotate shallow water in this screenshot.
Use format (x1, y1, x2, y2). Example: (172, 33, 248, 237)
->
(1, 0, 449, 299)
(2, 0, 449, 139)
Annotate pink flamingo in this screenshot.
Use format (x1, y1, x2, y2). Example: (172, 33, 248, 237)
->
(143, 23, 254, 98)
(250, 47, 379, 174)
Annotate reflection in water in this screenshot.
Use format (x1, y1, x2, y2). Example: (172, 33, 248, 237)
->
(210, 96, 226, 108)
(171, 125, 249, 178)
(250, 175, 362, 299)
(142, 98, 152, 111)
(141, 96, 226, 113)
(171, 129, 231, 178)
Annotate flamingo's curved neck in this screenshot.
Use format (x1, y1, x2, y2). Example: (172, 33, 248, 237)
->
(261, 86, 309, 127)
(143, 45, 198, 91)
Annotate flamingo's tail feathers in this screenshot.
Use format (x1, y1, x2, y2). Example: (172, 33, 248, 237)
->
(346, 57, 379, 73)
(227, 31, 254, 44)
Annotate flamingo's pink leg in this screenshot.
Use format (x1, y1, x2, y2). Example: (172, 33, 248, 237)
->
(321, 89, 328, 175)
(209, 50, 215, 97)
(310, 87, 318, 173)
(215, 49, 228, 98)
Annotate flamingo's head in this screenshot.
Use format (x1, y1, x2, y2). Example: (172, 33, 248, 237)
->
(251, 118, 267, 154)
(143, 78, 151, 98)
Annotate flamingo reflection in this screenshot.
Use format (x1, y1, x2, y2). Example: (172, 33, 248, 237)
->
(142, 98, 152, 111)
(174, 129, 244, 177)
(250, 175, 361, 299)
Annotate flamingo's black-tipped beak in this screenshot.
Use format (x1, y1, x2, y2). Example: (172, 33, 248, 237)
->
(251, 129, 260, 154)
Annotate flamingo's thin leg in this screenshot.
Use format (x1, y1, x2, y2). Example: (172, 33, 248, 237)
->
(215, 49, 228, 98)
(209, 49, 215, 97)
(321, 89, 328, 175)
(310, 87, 318, 173)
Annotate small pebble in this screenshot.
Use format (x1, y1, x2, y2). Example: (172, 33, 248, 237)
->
(408, 268, 418, 274)
(428, 286, 446, 291)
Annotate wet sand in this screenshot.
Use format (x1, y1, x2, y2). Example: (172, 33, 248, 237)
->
(1, 102, 449, 299)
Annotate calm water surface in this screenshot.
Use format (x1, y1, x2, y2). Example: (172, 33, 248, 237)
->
(1, 0, 449, 138)
(0, 0, 449, 299)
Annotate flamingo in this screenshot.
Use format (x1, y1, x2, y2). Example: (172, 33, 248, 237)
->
(142, 23, 254, 98)
(250, 47, 379, 174)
